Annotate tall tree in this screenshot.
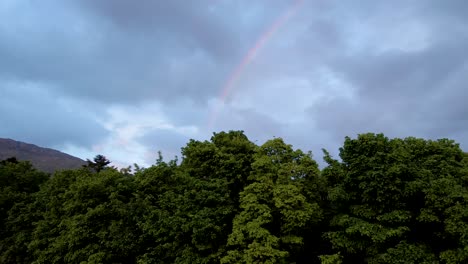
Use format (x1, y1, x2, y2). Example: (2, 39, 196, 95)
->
(321, 133, 468, 263)
(84, 154, 111, 173)
(181, 131, 256, 203)
(0, 158, 49, 263)
(29, 168, 141, 263)
(222, 138, 323, 263)
(134, 155, 188, 263)
(137, 131, 257, 263)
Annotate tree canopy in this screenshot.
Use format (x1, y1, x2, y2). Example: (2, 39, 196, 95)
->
(1, 131, 468, 263)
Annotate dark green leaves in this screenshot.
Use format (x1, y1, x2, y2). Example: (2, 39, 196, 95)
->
(1, 132, 468, 263)
(323, 133, 468, 263)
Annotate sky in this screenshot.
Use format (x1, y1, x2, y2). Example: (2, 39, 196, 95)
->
(1, 0, 467, 168)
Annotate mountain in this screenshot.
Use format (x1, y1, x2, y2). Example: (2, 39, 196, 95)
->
(0, 138, 86, 173)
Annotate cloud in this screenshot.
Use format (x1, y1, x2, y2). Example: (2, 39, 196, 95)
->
(0, 0, 237, 105)
(1, 0, 468, 167)
(75, 0, 241, 61)
(78, 103, 202, 166)
(0, 80, 109, 149)
(138, 128, 192, 161)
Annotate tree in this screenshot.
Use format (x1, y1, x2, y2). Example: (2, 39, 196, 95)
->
(134, 155, 188, 263)
(2, 131, 468, 263)
(181, 131, 256, 203)
(222, 138, 323, 263)
(29, 168, 141, 263)
(0, 157, 19, 165)
(84, 154, 111, 173)
(321, 133, 468, 263)
(137, 131, 257, 263)
(0, 158, 49, 263)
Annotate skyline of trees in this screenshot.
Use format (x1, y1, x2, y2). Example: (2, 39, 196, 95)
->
(1, 131, 468, 263)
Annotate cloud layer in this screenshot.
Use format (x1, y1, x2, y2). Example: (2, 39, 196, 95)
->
(1, 0, 467, 166)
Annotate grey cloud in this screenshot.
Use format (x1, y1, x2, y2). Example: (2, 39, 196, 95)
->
(0, 0, 338, 107)
(213, 107, 285, 144)
(0, 0, 244, 105)
(0, 81, 109, 149)
(308, 42, 468, 145)
(420, 1, 468, 22)
(0, 18, 229, 105)
(298, 0, 468, 146)
(75, 0, 241, 61)
(2, 0, 468, 165)
(337, 38, 468, 97)
(160, 99, 207, 128)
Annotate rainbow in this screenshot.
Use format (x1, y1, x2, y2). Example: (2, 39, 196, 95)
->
(207, 0, 304, 130)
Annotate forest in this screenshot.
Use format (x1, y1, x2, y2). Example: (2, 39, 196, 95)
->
(1, 131, 468, 264)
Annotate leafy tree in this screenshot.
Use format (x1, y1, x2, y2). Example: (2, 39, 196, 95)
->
(322, 133, 468, 263)
(29, 168, 141, 263)
(0, 157, 19, 165)
(222, 138, 323, 263)
(0, 158, 49, 263)
(1, 131, 468, 263)
(137, 131, 256, 263)
(84, 154, 111, 173)
(181, 131, 256, 203)
(134, 155, 187, 263)
(181, 131, 257, 262)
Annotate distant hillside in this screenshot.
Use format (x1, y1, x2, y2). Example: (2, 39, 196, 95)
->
(0, 138, 86, 173)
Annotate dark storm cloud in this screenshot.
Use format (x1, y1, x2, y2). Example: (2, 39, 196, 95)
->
(0, 0, 245, 105)
(0, 0, 329, 106)
(75, 0, 240, 61)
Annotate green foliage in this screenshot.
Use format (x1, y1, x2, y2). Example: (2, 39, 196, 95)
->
(29, 168, 142, 263)
(0, 158, 49, 263)
(137, 131, 256, 263)
(181, 131, 256, 202)
(1, 132, 468, 263)
(322, 133, 468, 263)
(84, 154, 112, 173)
(222, 138, 323, 263)
(319, 253, 343, 264)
